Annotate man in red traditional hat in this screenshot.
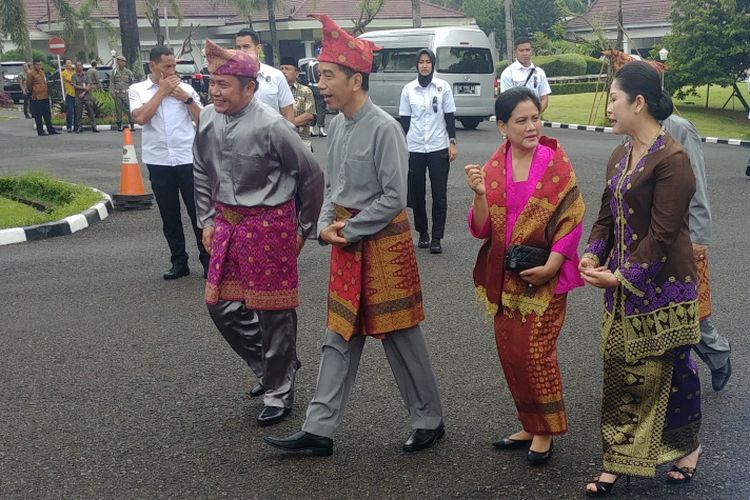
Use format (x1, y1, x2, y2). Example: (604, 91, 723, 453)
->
(264, 14, 445, 456)
(193, 40, 324, 426)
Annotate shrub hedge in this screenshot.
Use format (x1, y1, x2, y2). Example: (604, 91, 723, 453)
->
(496, 55, 608, 77)
(550, 82, 602, 95)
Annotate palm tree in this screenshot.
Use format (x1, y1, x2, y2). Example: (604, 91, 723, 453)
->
(63, 0, 115, 59)
(142, 0, 184, 47)
(0, 0, 32, 59)
(116, 0, 142, 75)
(209, 0, 264, 29)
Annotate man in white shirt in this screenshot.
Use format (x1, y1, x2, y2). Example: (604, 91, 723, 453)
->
(235, 29, 295, 123)
(500, 37, 551, 112)
(399, 48, 457, 254)
(129, 45, 209, 280)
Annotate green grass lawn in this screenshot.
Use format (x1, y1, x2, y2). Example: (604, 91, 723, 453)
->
(0, 196, 42, 228)
(545, 85, 749, 139)
(0, 172, 104, 229)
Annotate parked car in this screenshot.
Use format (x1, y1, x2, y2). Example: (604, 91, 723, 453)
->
(0, 61, 26, 103)
(358, 26, 496, 129)
(143, 59, 208, 94)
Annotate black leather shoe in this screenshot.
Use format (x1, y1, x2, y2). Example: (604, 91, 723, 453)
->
(248, 383, 266, 398)
(429, 239, 442, 254)
(403, 423, 445, 452)
(527, 440, 553, 465)
(257, 406, 290, 426)
(92, 128, 100, 133)
(264, 431, 333, 456)
(492, 435, 533, 450)
(48, 129, 59, 135)
(417, 233, 430, 248)
(163, 266, 190, 280)
(746, 165, 750, 177)
(711, 359, 731, 391)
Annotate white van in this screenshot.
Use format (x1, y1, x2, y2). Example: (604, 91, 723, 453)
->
(358, 26, 496, 129)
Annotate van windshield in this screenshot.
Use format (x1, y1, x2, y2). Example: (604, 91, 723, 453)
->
(436, 47, 494, 74)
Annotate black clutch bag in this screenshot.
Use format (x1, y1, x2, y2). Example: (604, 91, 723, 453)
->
(504, 244, 550, 272)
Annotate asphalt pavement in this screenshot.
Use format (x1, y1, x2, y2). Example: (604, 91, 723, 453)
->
(1, 107, 748, 499)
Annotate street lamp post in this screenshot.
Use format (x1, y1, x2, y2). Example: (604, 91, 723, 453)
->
(658, 47, 669, 90)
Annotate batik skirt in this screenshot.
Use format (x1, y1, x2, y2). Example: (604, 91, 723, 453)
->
(493, 293, 568, 435)
(600, 315, 701, 478)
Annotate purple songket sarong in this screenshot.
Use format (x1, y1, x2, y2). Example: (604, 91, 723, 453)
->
(204, 200, 299, 310)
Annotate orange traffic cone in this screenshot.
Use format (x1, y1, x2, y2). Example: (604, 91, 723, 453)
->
(112, 128, 154, 210)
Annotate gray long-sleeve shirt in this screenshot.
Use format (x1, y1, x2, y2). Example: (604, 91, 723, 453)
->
(663, 115, 712, 245)
(193, 98, 324, 237)
(318, 98, 409, 243)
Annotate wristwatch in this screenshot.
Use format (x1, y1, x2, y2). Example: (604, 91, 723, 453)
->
(449, 138, 457, 145)
(184, 97, 194, 105)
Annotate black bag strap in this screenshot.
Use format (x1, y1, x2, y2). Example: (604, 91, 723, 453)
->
(523, 67, 537, 87)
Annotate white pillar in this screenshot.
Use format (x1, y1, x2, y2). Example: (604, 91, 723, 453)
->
(303, 41, 315, 59)
(623, 39, 630, 55)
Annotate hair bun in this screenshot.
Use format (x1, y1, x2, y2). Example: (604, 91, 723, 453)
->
(654, 90, 674, 120)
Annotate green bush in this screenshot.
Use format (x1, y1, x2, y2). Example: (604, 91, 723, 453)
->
(534, 54, 587, 77)
(550, 82, 602, 95)
(0, 172, 104, 229)
(496, 60, 511, 76)
(583, 56, 608, 75)
(92, 90, 114, 118)
(1, 49, 55, 73)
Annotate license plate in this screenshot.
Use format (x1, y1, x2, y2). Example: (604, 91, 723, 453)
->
(455, 84, 478, 95)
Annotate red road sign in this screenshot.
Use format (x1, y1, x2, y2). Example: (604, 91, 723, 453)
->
(48, 37, 66, 55)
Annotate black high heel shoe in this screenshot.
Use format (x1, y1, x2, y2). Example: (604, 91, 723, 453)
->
(585, 475, 631, 497)
(666, 445, 702, 484)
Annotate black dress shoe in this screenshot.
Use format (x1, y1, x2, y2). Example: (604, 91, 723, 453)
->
(417, 233, 430, 248)
(429, 238, 442, 254)
(403, 423, 445, 452)
(711, 359, 731, 391)
(163, 266, 190, 280)
(92, 128, 100, 133)
(48, 129, 60, 135)
(264, 431, 333, 456)
(492, 435, 533, 450)
(527, 440, 553, 465)
(257, 406, 290, 426)
(248, 383, 266, 398)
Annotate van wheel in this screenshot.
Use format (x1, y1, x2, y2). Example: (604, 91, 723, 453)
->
(460, 118, 481, 130)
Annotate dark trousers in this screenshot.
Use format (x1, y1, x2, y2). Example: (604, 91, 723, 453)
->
(408, 149, 450, 239)
(75, 98, 96, 130)
(314, 95, 326, 128)
(65, 95, 77, 130)
(31, 98, 55, 135)
(147, 163, 209, 269)
(22, 93, 31, 118)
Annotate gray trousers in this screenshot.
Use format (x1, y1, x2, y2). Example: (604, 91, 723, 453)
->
(207, 301, 299, 408)
(302, 326, 443, 439)
(693, 316, 731, 371)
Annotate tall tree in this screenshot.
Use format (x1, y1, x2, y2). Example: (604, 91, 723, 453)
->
(0, 0, 32, 59)
(512, 0, 559, 39)
(664, 0, 749, 111)
(412, 0, 422, 28)
(266, 0, 279, 66)
(351, 0, 386, 36)
(210, 0, 263, 29)
(117, 0, 142, 75)
(504, 0, 513, 60)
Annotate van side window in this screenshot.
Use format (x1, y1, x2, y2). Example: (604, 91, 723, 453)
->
(371, 52, 383, 73)
(380, 48, 420, 73)
(436, 47, 494, 74)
